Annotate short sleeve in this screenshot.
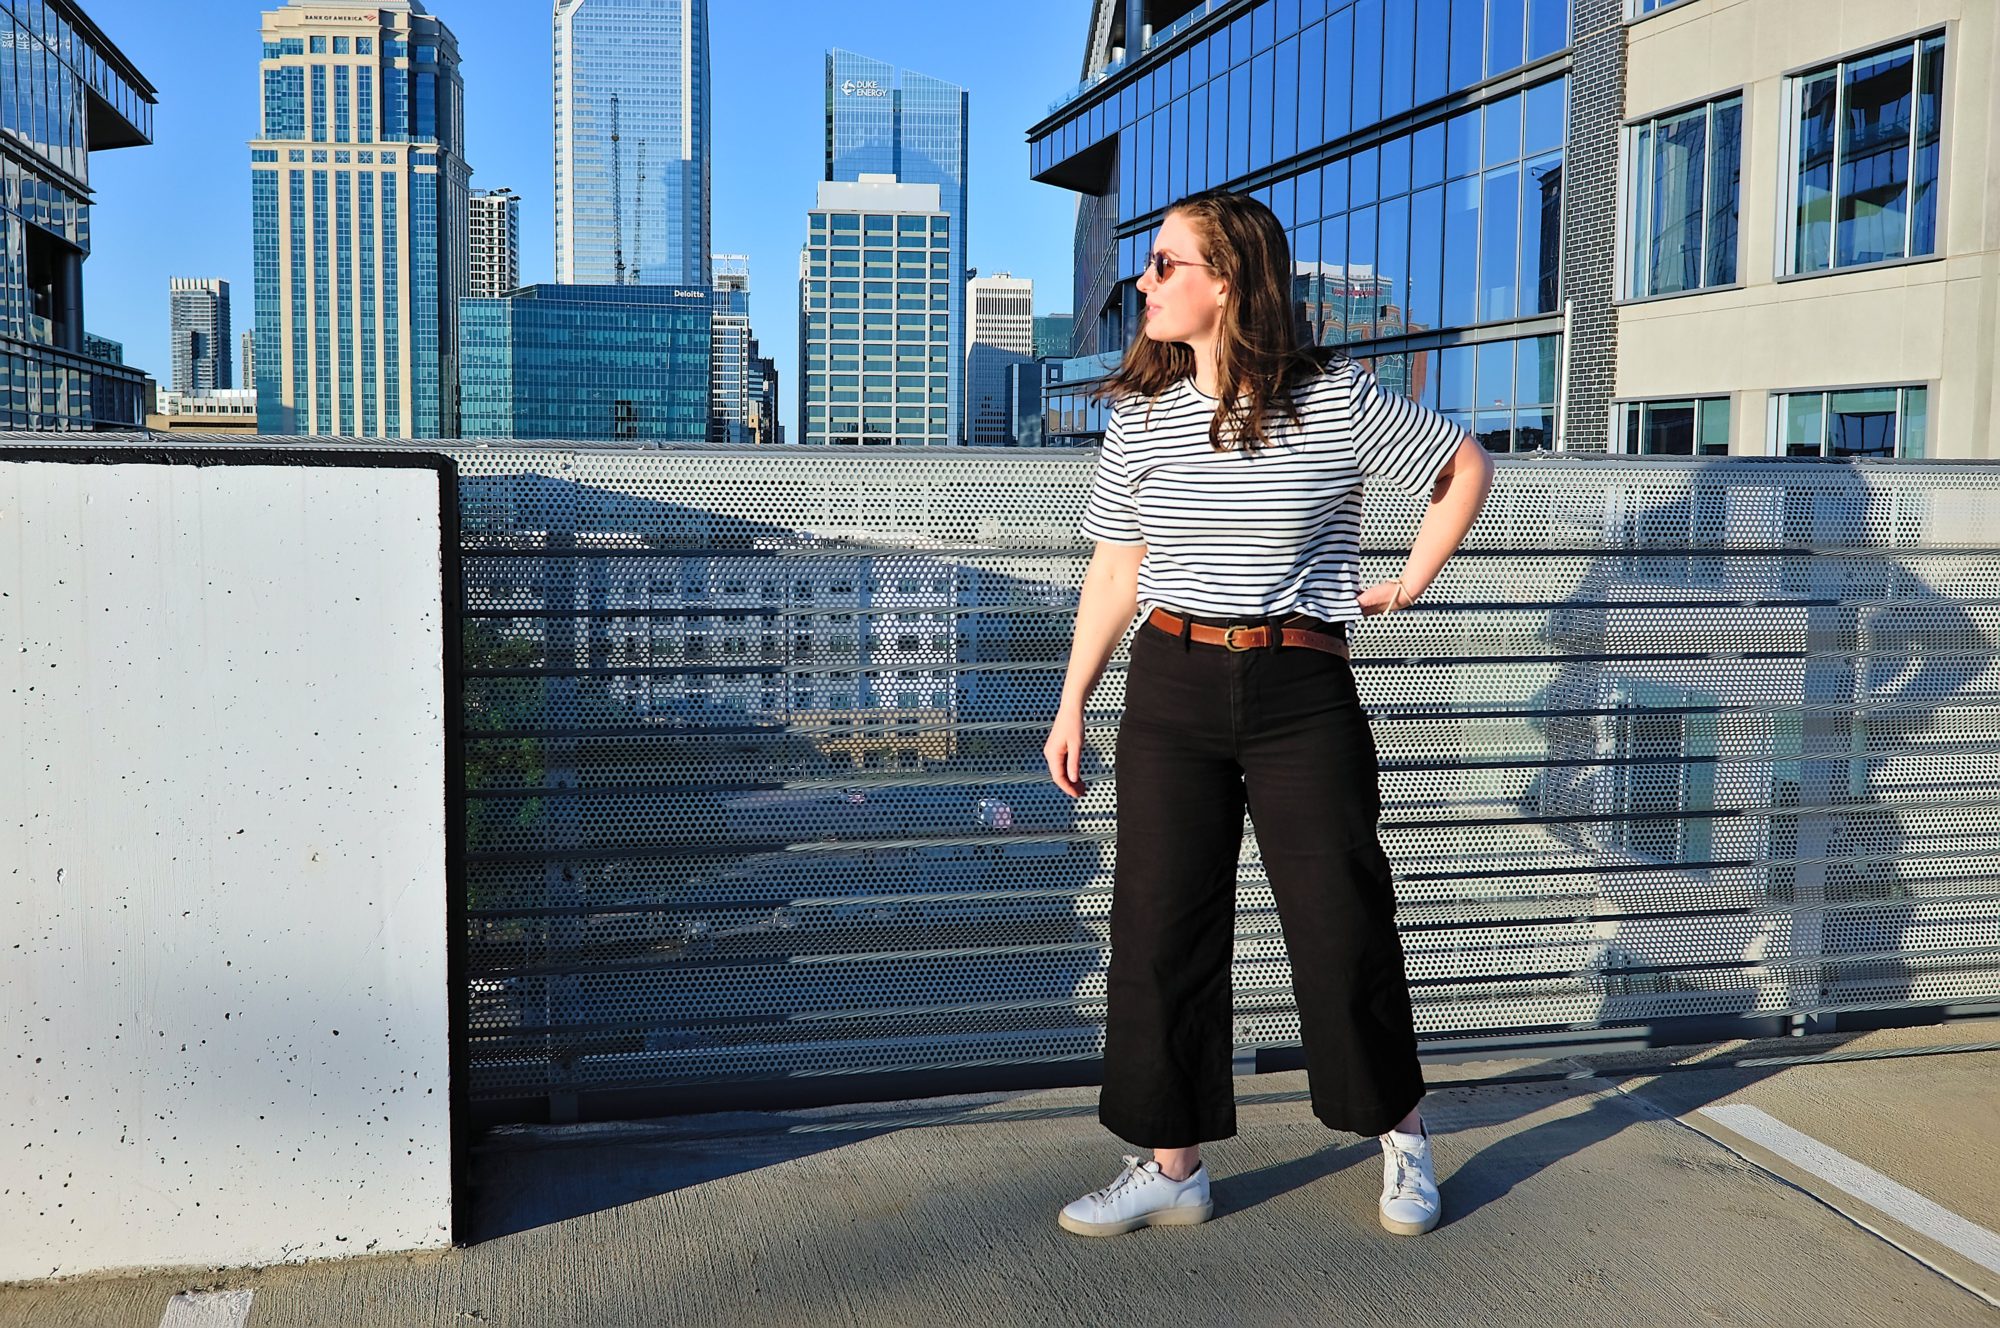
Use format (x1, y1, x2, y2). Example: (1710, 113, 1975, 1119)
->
(1346, 360, 1470, 497)
(1079, 403, 1146, 545)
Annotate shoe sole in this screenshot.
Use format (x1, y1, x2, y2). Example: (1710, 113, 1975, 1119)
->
(1058, 1200, 1214, 1237)
(1379, 1209, 1440, 1236)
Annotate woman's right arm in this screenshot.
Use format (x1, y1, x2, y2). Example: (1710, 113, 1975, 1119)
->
(1044, 540, 1147, 798)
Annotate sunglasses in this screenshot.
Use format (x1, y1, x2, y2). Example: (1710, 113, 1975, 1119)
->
(1147, 250, 1214, 282)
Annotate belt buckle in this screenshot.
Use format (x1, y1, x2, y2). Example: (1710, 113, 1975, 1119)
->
(1222, 624, 1253, 652)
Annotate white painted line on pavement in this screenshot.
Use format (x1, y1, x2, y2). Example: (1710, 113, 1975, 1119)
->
(1699, 1102, 2000, 1279)
(158, 1289, 254, 1328)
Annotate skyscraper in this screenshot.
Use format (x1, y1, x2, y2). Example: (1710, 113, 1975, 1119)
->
(708, 254, 751, 442)
(241, 330, 257, 390)
(824, 50, 968, 444)
(1032, 313, 1073, 359)
(798, 175, 952, 447)
(0, 0, 154, 430)
(553, 0, 712, 287)
(965, 272, 1032, 445)
(459, 284, 710, 441)
(469, 187, 521, 298)
(251, 0, 471, 438)
(748, 336, 779, 445)
(169, 278, 233, 394)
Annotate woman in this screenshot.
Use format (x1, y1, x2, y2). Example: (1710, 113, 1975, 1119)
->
(1043, 187, 1494, 1239)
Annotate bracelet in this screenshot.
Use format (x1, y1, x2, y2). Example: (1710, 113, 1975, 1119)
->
(1391, 577, 1414, 611)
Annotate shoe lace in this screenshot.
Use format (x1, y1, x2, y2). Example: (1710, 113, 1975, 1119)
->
(1384, 1139, 1435, 1207)
(1091, 1154, 1151, 1203)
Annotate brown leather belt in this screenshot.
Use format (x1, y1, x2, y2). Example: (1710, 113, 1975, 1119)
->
(1144, 606, 1351, 658)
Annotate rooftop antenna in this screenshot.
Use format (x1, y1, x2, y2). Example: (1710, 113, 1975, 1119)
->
(610, 92, 625, 284)
(631, 137, 647, 284)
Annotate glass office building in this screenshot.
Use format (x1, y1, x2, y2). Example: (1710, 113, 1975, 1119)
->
(0, 0, 154, 430)
(554, 0, 711, 288)
(825, 50, 969, 443)
(798, 175, 954, 447)
(251, 0, 471, 438)
(459, 283, 711, 442)
(1029, 0, 1577, 451)
(1033, 313, 1075, 358)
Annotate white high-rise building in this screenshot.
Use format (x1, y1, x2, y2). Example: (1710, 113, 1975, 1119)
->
(240, 329, 256, 391)
(965, 272, 1033, 444)
(469, 187, 520, 299)
(709, 254, 752, 443)
(169, 277, 232, 394)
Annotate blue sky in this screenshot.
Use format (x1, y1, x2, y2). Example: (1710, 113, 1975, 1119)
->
(80, 0, 1088, 432)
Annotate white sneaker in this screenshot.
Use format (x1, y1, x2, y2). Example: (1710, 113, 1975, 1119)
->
(1058, 1154, 1213, 1236)
(1378, 1120, 1442, 1236)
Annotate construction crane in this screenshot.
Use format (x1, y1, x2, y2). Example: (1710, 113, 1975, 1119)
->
(631, 137, 647, 284)
(610, 92, 625, 285)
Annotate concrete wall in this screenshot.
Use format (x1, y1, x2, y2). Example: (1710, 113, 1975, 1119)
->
(1617, 0, 1999, 458)
(0, 449, 460, 1283)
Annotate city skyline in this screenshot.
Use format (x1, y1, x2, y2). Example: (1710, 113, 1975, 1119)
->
(78, 0, 1081, 437)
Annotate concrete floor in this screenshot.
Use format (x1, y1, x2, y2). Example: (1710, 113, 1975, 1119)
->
(5, 1018, 1998, 1328)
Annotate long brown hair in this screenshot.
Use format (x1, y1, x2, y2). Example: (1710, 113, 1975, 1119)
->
(1094, 188, 1340, 456)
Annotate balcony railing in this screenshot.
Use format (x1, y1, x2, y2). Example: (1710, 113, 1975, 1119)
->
(1046, 0, 1232, 117)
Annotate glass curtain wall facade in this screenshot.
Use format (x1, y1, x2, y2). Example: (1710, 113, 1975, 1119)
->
(0, 0, 154, 429)
(459, 283, 710, 441)
(826, 50, 969, 444)
(1030, 0, 1572, 452)
(1033, 313, 1074, 357)
(553, 0, 712, 288)
(252, 0, 470, 438)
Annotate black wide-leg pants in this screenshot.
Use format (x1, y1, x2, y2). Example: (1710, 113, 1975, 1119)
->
(1097, 611, 1427, 1147)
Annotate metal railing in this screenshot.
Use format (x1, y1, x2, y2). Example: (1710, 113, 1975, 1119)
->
(14, 435, 2000, 1125)
(432, 444, 2000, 1120)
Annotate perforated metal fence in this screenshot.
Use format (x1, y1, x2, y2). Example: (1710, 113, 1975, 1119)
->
(439, 443, 2000, 1122)
(12, 437, 2000, 1126)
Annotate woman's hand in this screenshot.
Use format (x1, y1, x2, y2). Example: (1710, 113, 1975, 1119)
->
(1356, 580, 1416, 616)
(1043, 702, 1088, 798)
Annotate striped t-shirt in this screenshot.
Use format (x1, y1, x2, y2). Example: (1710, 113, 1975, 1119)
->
(1078, 356, 1467, 624)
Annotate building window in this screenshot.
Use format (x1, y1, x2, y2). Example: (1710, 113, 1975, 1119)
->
(1629, 0, 1693, 16)
(1424, 333, 1559, 453)
(1616, 398, 1730, 455)
(1773, 386, 1927, 459)
(1786, 34, 1945, 275)
(1625, 95, 1742, 297)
